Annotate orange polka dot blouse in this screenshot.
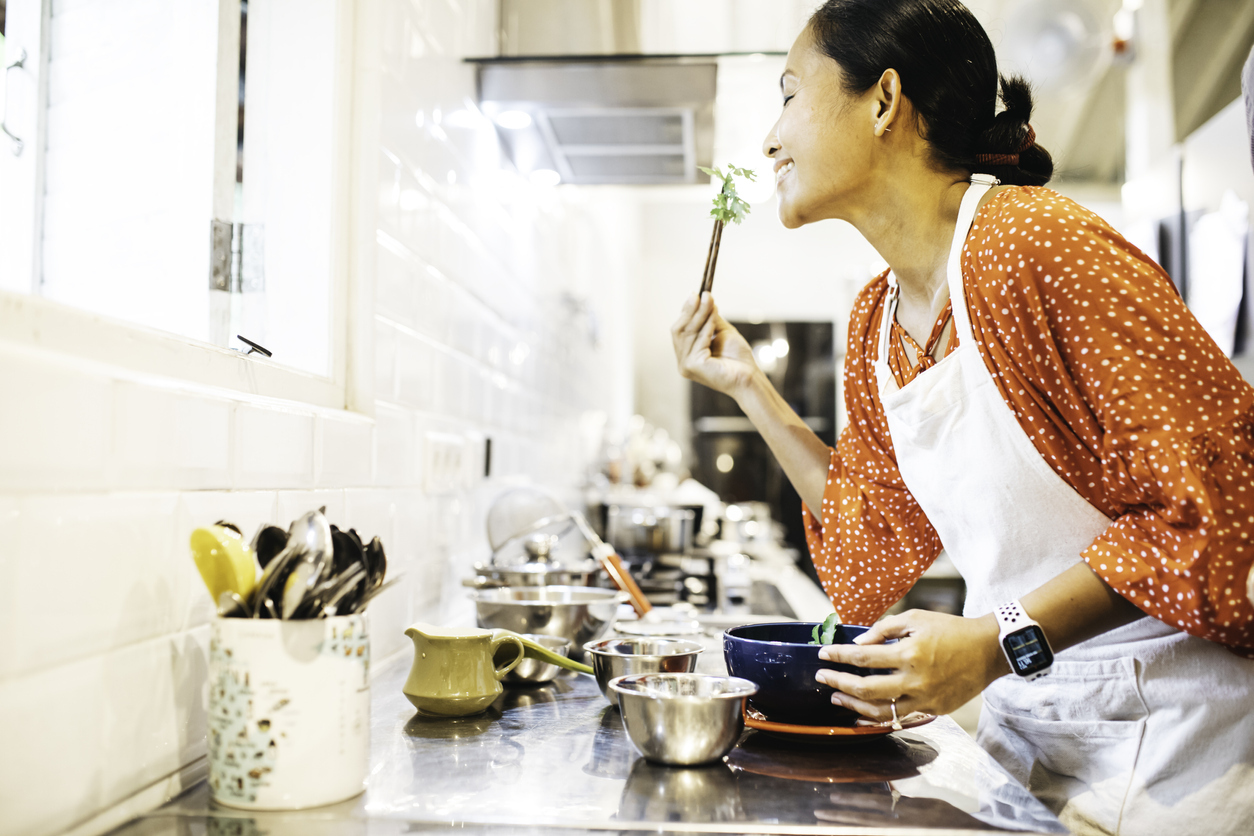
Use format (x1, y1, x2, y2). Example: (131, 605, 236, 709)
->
(803, 186, 1254, 656)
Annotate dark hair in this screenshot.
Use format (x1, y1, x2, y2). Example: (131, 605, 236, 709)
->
(808, 0, 1053, 186)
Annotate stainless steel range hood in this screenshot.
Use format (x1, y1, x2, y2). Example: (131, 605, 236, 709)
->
(472, 0, 808, 185)
(477, 59, 717, 185)
(472, 0, 726, 184)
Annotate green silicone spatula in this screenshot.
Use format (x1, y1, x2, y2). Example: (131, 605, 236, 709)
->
(491, 629, 593, 675)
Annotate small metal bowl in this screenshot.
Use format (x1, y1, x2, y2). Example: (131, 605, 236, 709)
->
(609, 673, 758, 766)
(501, 634, 572, 685)
(583, 638, 703, 708)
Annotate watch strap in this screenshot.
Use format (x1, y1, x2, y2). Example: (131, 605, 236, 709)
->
(994, 600, 1035, 638)
(994, 599, 1052, 681)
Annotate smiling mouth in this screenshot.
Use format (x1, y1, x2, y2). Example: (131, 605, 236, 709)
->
(775, 161, 794, 185)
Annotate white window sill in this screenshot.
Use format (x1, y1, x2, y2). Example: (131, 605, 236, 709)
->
(0, 289, 347, 410)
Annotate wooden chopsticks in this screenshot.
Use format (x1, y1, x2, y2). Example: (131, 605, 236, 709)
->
(699, 217, 724, 295)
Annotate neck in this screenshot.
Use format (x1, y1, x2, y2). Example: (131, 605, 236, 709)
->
(849, 169, 971, 313)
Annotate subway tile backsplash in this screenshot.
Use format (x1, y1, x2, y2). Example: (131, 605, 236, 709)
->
(0, 2, 619, 834)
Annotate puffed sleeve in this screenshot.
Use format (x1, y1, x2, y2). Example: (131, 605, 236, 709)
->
(803, 276, 943, 625)
(966, 191, 1254, 654)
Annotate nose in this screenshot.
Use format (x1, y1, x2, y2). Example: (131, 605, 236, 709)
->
(763, 119, 781, 158)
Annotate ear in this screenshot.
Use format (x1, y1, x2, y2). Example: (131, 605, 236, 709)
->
(870, 68, 903, 137)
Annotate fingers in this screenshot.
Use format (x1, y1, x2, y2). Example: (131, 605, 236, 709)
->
(813, 670, 910, 723)
(852, 614, 911, 645)
(818, 641, 899, 669)
(813, 670, 900, 702)
(836, 693, 907, 723)
(672, 294, 718, 379)
(694, 305, 718, 353)
(671, 292, 714, 335)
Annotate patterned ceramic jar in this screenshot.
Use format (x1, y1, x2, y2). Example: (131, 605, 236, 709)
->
(208, 614, 370, 809)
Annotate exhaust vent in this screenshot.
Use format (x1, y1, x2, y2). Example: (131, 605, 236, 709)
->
(477, 60, 716, 185)
(539, 108, 692, 184)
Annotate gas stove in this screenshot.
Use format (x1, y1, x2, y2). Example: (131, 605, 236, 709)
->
(619, 548, 792, 617)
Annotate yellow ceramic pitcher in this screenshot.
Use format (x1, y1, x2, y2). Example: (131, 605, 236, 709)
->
(402, 623, 525, 716)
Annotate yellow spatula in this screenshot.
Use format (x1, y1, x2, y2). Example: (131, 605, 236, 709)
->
(190, 525, 258, 606)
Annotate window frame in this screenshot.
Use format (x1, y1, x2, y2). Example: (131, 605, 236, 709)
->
(0, 0, 368, 414)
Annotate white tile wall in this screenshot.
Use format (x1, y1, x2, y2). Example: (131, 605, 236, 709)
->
(0, 1, 624, 834)
(0, 348, 112, 493)
(234, 405, 317, 490)
(113, 383, 233, 490)
(0, 627, 211, 836)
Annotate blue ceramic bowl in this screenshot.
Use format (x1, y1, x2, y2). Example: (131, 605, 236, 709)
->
(723, 622, 887, 727)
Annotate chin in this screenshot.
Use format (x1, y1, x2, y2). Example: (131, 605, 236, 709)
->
(775, 203, 809, 230)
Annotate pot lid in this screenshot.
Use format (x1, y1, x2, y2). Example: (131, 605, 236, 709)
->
(474, 558, 599, 575)
(486, 487, 593, 567)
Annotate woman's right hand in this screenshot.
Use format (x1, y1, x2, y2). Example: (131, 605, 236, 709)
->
(670, 292, 760, 397)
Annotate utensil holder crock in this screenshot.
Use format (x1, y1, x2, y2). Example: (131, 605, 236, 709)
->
(208, 614, 370, 810)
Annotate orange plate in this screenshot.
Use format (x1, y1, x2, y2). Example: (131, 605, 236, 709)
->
(743, 705, 936, 742)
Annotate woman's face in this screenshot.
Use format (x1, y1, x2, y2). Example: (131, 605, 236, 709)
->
(763, 28, 877, 229)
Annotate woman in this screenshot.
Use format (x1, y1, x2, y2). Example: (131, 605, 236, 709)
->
(671, 2, 1254, 834)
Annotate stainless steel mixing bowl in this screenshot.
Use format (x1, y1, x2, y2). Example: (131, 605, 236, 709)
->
(609, 673, 758, 766)
(470, 586, 621, 655)
(501, 634, 572, 685)
(583, 638, 703, 707)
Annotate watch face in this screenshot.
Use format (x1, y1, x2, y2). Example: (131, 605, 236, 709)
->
(1002, 625, 1054, 676)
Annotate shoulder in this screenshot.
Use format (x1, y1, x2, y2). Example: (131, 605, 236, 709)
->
(964, 186, 1170, 297)
(969, 185, 1142, 262)
(970, 186, 1111, 251)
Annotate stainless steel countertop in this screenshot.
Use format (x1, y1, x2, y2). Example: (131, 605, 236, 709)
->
(109, 627, 1067, 836)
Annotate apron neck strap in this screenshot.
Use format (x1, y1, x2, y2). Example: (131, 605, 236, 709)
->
(876, 175, 996, 381)
(876, 272, 899, 375)
(947, 176, 997, 345)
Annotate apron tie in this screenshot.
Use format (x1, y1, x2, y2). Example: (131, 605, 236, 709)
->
(886, 299, 959, 388)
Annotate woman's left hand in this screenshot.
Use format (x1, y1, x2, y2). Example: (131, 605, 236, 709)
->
(816, 609, 1007, 721)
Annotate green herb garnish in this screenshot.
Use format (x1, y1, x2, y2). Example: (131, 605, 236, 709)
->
(699, 165, 756, 225)
(810, 613, 842, 645)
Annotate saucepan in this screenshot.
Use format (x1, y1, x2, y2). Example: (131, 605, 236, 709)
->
(466, 529, 601, 589)
(605, 505, 696, 555)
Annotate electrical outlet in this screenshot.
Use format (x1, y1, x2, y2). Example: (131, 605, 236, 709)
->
(423, 432, 467, 495)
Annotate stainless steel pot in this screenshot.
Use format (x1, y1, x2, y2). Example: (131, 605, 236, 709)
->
(717, 501, 773, 545)
(466, 530, 601, 588)
(606, 505, 695, 555)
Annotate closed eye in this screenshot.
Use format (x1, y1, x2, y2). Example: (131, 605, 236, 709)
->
(782, 94, 795, 107)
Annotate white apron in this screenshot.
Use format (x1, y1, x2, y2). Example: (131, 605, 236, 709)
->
(874, 177, 1254, 836)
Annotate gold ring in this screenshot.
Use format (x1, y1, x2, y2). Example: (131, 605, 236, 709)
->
(890, 698, 902, 731)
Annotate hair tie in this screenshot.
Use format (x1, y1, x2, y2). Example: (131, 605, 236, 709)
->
(975, 124, 1036, 166)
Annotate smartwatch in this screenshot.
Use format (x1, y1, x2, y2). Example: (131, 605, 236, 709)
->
(994, 600, 1054, 681)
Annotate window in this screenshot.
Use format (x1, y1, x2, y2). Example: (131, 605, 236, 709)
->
(0, 0, 354, 405)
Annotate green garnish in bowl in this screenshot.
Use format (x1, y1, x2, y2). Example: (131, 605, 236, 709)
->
(810, 613, 842, 645)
